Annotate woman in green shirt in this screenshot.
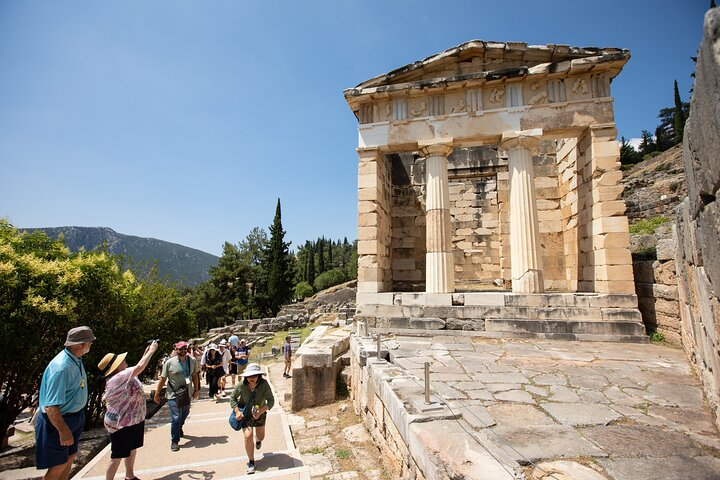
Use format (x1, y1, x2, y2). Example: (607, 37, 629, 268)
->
(229, 363, 274, 475)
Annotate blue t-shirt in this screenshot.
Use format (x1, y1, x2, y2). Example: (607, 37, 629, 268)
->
(39, 349, 88, 415)
(235, 346, 250, 365)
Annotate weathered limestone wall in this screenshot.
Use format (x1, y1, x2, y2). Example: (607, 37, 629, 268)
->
(675, 9, 720, 429)
(576, 126, 635, 294)
(388, 154, 425, 291)
(558, 138, 580, 291)
(633, 237, 682, 345)
(358, 150, 393, 293)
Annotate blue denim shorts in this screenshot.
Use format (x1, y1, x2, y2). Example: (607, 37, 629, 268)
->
(35, 410, 85, 469)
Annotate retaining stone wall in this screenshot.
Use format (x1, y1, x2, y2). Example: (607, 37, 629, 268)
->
(674, 9, 720, 429)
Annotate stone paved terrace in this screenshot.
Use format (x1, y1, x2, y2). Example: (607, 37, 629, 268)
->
(352, 334, 720, 479)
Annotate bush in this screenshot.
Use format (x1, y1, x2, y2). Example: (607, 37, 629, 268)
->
(629, 216, 670, 235)
(294, 281, 313, 300)
(313, 268, 347, 291)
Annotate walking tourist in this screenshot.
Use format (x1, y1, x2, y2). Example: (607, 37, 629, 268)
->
(228, 344, 239, 387)
(229, 363, 274, 475)
(153, 341, 200, 452)
(35, 326, 96, 480)
(205, 344, 224, 399)
(283, 336, 293, 378)
(98, 340, 159, 480)
(218, 340, 232, 393)
(235, 339, 250, 375)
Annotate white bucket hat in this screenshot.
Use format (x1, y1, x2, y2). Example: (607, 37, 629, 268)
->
(240, 363, 264, 377)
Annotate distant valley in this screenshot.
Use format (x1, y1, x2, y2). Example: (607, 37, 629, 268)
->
(23, 226, 218, 287)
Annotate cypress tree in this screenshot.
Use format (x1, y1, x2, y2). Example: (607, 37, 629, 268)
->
(257, 199, 293, 316)
(673, 80, 686, 145)
(711, 0, 717, 9)
(328, 239, 334, 268)
(317, 237, 325, 273)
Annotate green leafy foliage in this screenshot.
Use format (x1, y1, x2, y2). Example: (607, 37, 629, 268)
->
(0, 220, 195, 434)
(629, 216, 671, 235)
(313, 268, 348, 291)
(294, 281, 313, 300)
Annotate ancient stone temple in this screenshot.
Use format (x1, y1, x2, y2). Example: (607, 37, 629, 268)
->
(344, 40, 645, 340)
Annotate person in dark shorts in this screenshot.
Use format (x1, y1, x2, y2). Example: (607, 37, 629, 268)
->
(229, 363, 274, 474)
(35, 326, 95, 480)
(98, 340, 158, 480)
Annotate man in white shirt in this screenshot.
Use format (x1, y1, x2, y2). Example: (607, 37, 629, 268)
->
(218, 339, 232, 395)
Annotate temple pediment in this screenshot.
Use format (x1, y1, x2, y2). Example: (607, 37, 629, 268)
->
(345, 40, 630, 98)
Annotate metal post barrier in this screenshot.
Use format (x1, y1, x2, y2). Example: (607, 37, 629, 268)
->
(376, 333, 381, 360)
(424, 362, 430, 404)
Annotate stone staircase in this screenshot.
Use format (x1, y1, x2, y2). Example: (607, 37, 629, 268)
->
(356, 292, 648, 342)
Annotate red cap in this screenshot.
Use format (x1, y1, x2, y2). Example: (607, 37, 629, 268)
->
(175, 341, 188, 349)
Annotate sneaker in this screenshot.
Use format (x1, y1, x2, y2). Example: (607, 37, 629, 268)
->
(171, 442, 180, 452)
(255, 440, 262, 450)
(246, 461, 255, 474)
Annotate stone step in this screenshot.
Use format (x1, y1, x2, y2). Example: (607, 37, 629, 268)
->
(485, 318, 647, 336)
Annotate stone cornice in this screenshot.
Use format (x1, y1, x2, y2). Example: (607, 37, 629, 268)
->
(349, 40, 629, 91)
(344, 50, 630, 107)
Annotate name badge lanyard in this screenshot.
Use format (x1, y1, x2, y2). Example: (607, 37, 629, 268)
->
(65, 350, 86, 389)
(180, 357, 191, 385)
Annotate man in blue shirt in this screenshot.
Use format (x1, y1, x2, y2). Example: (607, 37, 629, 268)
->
(35, 326, 95, 480)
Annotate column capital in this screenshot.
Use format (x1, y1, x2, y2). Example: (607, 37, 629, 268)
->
(418, 138, 453, 158)
(499, 128, 542, 151)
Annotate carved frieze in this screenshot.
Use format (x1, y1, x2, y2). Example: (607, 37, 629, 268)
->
(572, 78, 589, 95)
(548, 79, 566, 103)
(410, 100, 427, 117)
(489, 87, 505, 105)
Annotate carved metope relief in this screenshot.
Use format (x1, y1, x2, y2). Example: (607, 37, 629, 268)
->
(528, 82, 548, 105)
(572, 78, 589, 95)
(489, 87, 505, 105)
(410, 100, 427, 117)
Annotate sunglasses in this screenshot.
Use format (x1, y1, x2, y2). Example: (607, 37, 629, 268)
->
(177, 347, 188, 351)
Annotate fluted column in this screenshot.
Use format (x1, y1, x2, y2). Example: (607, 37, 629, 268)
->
(419, 141, 454, 293)
(500, 132, 544, 293)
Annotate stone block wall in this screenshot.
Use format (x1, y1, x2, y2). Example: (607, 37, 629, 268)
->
(358, 150, 393, 293)
(576, 126, 635, 294)
(633, 236, 682, 345)
(558, 137, 580, 291)
(674, 8, 720, 429)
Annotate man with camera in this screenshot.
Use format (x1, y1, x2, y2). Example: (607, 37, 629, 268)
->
(153, 341, 200, 452)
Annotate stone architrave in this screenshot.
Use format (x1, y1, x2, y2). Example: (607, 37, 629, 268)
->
(501, 131, 544, 293)
(420, 141, 454, 294)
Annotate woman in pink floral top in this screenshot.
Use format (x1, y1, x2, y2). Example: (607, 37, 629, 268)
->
(98, 341, 158, 480)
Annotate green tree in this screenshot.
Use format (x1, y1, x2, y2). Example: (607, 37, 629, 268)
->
(619, 137, 642, 166)
(294, 281, 314, 300)
(207, 242, 252, 323)
(313, 268, 348, 291)
(639, 130, 656, 156)
(254, 199, 294, 316)
(0, 220, 188, 432)
(673, 80, 687, 145)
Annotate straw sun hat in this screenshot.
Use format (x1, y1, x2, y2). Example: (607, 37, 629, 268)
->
(98, 352, 128, 377)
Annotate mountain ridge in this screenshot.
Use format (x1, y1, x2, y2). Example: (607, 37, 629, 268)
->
(22, 226, 218, 287)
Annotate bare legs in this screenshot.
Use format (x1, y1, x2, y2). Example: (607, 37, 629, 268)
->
(104, 449, 137, 480)
(43, 453, 76, 480)
(243, 426, 266, 463)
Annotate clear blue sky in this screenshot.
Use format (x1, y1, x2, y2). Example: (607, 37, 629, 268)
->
(0, 1, 707, 256)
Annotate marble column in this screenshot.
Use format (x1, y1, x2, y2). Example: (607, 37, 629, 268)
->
(500, 133, 544, 293)
(420, 142, 454, 294)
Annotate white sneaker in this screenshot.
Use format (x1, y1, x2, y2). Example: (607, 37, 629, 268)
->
(247, 461, 255, 474)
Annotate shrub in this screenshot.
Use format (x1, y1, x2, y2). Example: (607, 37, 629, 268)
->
(313, 268, 347, 291)
(629, 216, 670, 235)
(294, 281, 313, 300)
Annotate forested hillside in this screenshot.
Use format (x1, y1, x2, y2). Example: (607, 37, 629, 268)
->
(24, 226, 218, 286)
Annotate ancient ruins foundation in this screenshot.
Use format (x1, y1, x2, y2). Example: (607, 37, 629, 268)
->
(345, 40, 645, 340)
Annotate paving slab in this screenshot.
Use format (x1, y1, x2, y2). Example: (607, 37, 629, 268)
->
(357, 336, 720, 479)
